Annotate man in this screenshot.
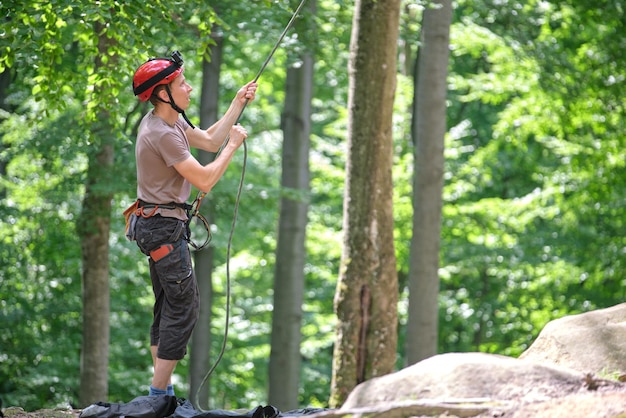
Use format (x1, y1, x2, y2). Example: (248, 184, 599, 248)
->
(130, 51, 257, 397)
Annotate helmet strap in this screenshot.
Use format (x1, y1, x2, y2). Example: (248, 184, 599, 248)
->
(156, 85, 196, 129)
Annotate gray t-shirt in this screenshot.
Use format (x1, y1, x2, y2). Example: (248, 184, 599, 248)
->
(136, 111, 192, 221)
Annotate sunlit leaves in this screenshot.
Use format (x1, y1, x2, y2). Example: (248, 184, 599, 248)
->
(0, 104, 85, 410)
(440, 0, 626, 360)
(449, 18, 538, 106)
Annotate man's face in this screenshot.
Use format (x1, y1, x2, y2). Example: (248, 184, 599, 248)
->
(169, 73, 192, 110)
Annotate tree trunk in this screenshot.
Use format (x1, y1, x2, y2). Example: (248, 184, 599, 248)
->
(330, 0, 401, 407)
(78, 24, 115, 407)
(268, 1, 315, 409)
(406, 0, 453, 365)
(0, 69, 12, 199)
(189, 30, 223, 409)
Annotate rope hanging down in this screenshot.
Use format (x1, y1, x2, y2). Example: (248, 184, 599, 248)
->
(193, 0, 308, 411)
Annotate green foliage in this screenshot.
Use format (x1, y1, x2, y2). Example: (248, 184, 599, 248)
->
(0, 104, 83, 410)
(434, 0, 626, 358)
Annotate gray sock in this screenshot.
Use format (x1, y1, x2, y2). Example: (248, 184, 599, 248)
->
(149, 385, 167, 396)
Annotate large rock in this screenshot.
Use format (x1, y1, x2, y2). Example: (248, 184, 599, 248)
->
(308, 304, 626, 418)
(342, 352, 585, 408)
(520, 303, 626, 376)
(311, 352, 625, 418)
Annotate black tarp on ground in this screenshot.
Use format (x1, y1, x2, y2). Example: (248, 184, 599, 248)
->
(79, 395, 178, 418)
(79, 396, 329, 418)
(171, 399, 328, 418)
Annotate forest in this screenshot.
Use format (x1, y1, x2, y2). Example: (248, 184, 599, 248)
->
(1, 0, 625, 413)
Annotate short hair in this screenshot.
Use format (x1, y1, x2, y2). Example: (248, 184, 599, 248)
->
(149, 85, 167, 106)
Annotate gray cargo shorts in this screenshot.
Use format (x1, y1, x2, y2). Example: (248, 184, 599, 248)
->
(135, 215, 199, 360)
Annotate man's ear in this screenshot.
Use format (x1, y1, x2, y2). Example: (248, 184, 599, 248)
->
(156, 86, 170, 103)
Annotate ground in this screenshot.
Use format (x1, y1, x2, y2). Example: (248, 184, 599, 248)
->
(4, 382, 626, 418)
(2, 408, 81, 418)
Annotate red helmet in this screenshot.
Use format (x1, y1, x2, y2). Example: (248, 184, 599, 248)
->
(133, 51, 184, 102)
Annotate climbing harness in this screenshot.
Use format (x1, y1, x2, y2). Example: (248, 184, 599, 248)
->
(193, 0, 309, 410)
(124, 198, 210, 250)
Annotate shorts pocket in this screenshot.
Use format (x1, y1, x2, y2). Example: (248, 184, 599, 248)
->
(155, 240, 194, 300)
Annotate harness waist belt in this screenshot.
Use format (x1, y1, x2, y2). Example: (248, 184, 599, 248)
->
(138, 200, 192, 211)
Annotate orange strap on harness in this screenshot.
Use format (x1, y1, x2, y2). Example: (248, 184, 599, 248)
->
(150, 244, 174, 262)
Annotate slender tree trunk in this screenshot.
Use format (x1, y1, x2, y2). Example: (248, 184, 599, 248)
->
(268, 1, 315, 409)
(189, 30, 223, 408)
(406, 0, 452, 365)
(0, 69, 12, 199)
(78, 24, 114, 407)
(330, 0, 401, 407)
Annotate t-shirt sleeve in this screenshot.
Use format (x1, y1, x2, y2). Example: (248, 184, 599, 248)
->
(159, 131, 191, 167)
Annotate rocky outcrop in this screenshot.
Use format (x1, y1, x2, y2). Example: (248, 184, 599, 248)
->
(519, 303, 626, 377)
(306, 304, 626, 418)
